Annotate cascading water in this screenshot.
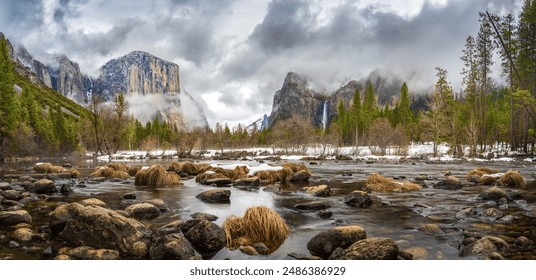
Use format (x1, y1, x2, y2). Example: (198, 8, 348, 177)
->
(322, 101, 328, 132)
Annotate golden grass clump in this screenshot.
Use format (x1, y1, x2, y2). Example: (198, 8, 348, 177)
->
(180, 161, 200, 175)
(107, 163, 128, 173)
(365, 173, 422, 192)
(135, 164, 181, 187)
(222, 206, 290, 254)
(67, 168, 80, 178)
(495, 170, 526, 188)
(479, 175, 498, 185)
(91, 166, 129, 179)
(34, 162, 64, 173)
(128, 165, 142, 176)
(134, 169, 148, 185)
(282, 162, 310, 173)
(466, 168, 500, 180)
(168, 162, 182, 172)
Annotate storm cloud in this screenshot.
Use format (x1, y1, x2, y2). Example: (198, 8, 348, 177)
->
(0, 0, 523, 127)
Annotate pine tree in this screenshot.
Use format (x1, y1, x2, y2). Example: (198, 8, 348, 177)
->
(476, 12, 496, 151)
(349, 88, 362, 146)
(426, 67, 455, 156)
(399, 82, 412, 130)
(362, 81, 378, 142)
(0, 35, 18, 154)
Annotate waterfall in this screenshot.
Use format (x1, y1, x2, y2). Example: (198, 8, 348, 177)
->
(322, 101, 328, 133)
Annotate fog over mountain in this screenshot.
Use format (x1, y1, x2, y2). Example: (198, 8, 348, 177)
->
(0, 0, 523, 127)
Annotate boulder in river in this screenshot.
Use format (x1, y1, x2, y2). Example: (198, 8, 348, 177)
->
(66, 246, 120, 260)
(195, 189, 231, 203)
(31, 179, 57, 194)
(433, 176, 462, 190)
(329, 237, 399, 260)
(460, 236, 509, 257)
(307, 225, 367, 259)
(149, 233, 197, 260)
(295, 200, 330, 210)
(343, 190, 372, 208)
(0, 210, 32, 227)
(49, 202, 152, 258)
(478, 186, 508, 202)
(301, 185, 332, 197)
(182, 219, 226, 257)
(125, 203, 161, 220)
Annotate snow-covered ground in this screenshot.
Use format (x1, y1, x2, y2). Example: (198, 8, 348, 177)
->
(89, 142, 532, 163)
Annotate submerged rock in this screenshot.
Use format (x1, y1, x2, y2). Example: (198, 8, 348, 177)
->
(0, 210, 32, 227)
(478, 187, 508, 202)
(417, 224, 445, 235)
(307, 226, 367, 259)
(433, 176, 462, 190)
(301, 185, 332, 197)
(329, 237, 399, 260)
(66, 246, 120, 260)
(461, 236, 509, 256)
(295, 200, 330, 210)
(289, 170, 311, 182)
(195, 189, 231, 203)
(190, 212, 218, 221)
(315, 209, 333, 219)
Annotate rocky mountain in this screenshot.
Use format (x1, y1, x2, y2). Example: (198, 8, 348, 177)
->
(268, 72, 323, 128)
(266, 71, 426, 129)
(88, 51, 207, 128)
(3, 33, 207, 129)
(5, 37, 52, 88)
(49, 56, 87, 104)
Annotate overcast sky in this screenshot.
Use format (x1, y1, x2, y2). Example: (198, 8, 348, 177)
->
(0, 0, 523, 127)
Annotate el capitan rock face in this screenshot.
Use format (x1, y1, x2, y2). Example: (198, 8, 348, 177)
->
(94, 51, 180, 96)
(89, 51, 208, 128)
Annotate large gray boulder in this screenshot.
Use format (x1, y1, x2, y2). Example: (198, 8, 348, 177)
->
(125, 203, 161, 220)
(307, 226, 367, 259)
(182, 219, 226, 257)
(0, 210, 32, 227)
(49, 203, 152, 258)
(149, 233, 197, 260)
(329, 237, 399, 260)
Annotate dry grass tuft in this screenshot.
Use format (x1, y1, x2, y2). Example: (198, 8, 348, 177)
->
(135, 164, 181, 187)
(467, 168, 500, 180)
(134, 169, 148, 186)
(107, 163, 128, 173)
(479, 175, 498, 185)
(67, 168, 80, 178)
(365, 173, 422, 192)
(496, 170, 526, 188)
(282, 162, 309, 173)
(34, 162, 65, 174)
(128, 165, 142, 176)
(90, 166, 115, 178)
(222, 206, 290, 254)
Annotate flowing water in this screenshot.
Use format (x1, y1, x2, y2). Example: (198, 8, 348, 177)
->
(2, 159, 536, 260)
